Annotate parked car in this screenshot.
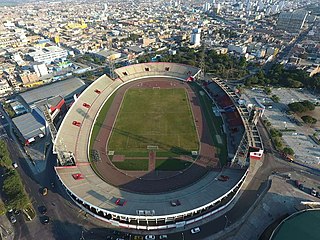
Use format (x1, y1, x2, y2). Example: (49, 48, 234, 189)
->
(40, 216, 50, 224)
(170, 199, 181, 207)
(145, 235, 155, 240)
(298, 184, 304, 191)
(14, 209, 21, 215)
(133, 236, 143, 240)
(8, 209, 17, 224)
(311, 188, 317, 197)
(12, 162, 18, 168)
(159, 235, 168, 239)
(41, 187, 48, 196)
(38, 205, 47, 215)
(218, 175, 230, 181)
(9, 215, 17, 224)
(115, 198, 127, 206)
(191, 227, 201, 234)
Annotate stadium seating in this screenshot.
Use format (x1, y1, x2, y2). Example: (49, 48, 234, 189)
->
(55, 75, 122, 163)
(114, 62, 200, 82)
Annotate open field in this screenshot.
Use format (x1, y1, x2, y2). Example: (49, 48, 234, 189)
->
(156, 158, 192, 171)
(108, 88, 199, 158)
(113, 159, 149, 171)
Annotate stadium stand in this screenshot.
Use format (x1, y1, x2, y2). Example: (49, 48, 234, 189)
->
(114, 62, 200, 82)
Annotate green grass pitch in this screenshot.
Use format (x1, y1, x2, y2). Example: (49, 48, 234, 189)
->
(108, 88, 199, 158)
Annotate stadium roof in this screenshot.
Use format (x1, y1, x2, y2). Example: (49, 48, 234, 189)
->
(271, 209, 320, 240)
(19, 78, 87, 106)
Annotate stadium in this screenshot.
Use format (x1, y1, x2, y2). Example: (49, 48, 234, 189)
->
(53, 62, 263, 230)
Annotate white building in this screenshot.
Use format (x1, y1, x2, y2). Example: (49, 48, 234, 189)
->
(203, 2, 211, 12)
(190, 28, 201, 46)
(228, 44, 247, 54)
(27, 46, 68, 64)
(0, 78, 12, 96)
(33, 63, 49, 77)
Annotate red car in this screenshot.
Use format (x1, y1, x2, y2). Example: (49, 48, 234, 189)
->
(115, 198, 127, 206)
(94, 89, 101, 94)
(218, 175, 230, 181)
(72, 121, 81, 127)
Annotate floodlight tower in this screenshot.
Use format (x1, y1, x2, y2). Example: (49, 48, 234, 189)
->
(199, 29, 206, 80)
(199, 45, 206, 80)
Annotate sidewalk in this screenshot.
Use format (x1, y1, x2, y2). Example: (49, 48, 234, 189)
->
(0, 215, 14, 240)
(222, 174, 317, 240)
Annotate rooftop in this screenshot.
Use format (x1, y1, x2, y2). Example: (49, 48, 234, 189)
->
(19, 78, 86, 106)
(12, 109, 45, 140)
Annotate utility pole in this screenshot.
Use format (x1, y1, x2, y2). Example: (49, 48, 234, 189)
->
(199, 44, 206, 81)
(108, 55, 116, 80)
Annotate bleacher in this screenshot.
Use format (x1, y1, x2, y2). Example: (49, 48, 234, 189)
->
(114, 62, 200, 82)
(54, 75, 122, 165)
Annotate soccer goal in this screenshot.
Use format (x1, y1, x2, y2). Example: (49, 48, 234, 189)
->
(153, 87, 160, 90)
(147, 145, 159, 150)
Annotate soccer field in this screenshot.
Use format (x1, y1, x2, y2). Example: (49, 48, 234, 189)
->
(108, 88, 199, 157)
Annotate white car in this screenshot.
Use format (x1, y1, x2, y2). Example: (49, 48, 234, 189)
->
(191, 227, 201, 234)
(9, 215, 16, 224)
(159, 235, 168, 239)
(12, 162, 18, 168)
(145, 235, 155, 240)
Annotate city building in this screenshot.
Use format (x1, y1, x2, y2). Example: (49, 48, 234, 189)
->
(190, 28, 201, 46)
(27, 46, 68, 64)
(277, 10, 308, 33)
(228, 44, 247, 54)
(0, 78, 11, 95)
(33, 63, 49, 77)
(12, 109, 46, 145)
(19, 71, 39, 85)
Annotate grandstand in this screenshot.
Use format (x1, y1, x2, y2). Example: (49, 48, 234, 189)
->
(115, 62, 200, 82)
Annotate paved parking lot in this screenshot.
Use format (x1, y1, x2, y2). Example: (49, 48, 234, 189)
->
(282, 133, 320, 166)
(243, 87, 320, 169)
(272, 88, 319, 105)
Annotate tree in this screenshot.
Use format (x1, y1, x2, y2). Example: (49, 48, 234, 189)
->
(302, 100, 315, 111)
(283, 147, 294, 156)
(0, 201, 5, 215)
(270, 128, 282, 138)
(301, 115, 317, 124)
(264, 87, 272, 95)
(271, 94, 280, 103)
(0, 140, 12, 167)
(288, 102, 306, 113)
(2, 171, 30, 210)
(273, 137, 283, 149)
